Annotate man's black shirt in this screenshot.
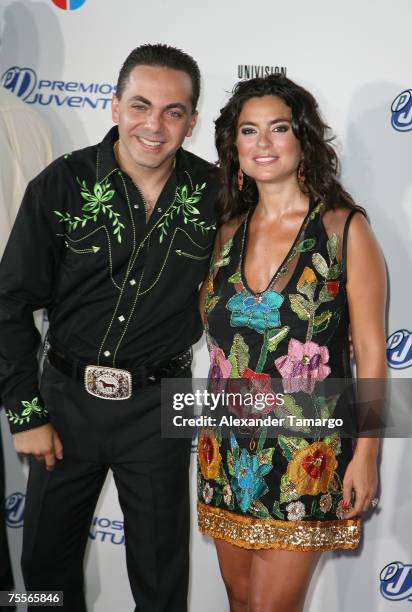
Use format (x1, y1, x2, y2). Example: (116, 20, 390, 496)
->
(0, 126, 218, 433)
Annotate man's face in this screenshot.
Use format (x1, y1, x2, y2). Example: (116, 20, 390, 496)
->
(112, 65, 198, 171)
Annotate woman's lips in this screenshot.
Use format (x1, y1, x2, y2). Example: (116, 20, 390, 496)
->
(253, 156, 278, 165)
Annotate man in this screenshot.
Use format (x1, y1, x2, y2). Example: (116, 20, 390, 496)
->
(0, 85, 52, 610)
(0, 45, 217, 612)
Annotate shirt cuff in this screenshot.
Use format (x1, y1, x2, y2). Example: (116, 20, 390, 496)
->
(4, 392, 50, 434)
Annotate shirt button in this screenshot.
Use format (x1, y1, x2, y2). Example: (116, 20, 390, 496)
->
(129, 279, 136, 286)
(134, 204, 139, 209)
(157, 208, 162, 213)
(103, 350, 111, 357)
(118, 315, 125, 323)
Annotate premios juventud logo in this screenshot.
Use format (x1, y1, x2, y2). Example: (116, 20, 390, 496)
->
(380, 562, 412, 601)
(391, 89, 412, 132)
(51, 0, 87, 9)
(5, 492, 26, 528)
(386, 330, 412, 369)
(1, 66, 115, 110)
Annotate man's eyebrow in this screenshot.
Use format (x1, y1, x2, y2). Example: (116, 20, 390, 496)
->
(164, 102, 189, 113)
(238, 117, 291, 128)
(128, 96, 189, 113)
(128, 95, 152, 105)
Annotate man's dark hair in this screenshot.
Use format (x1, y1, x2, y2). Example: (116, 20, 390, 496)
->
(116, 43, 201, 111)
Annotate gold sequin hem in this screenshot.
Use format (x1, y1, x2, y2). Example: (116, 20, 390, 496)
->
(198, 502, 361, 551)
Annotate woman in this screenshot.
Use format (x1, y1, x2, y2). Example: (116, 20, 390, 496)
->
(197, 75, 386, 612)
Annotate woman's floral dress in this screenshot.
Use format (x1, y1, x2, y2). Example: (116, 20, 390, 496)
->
(197, 201, 362, 550)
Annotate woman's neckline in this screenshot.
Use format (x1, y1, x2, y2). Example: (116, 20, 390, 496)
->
(240, 198, 314, 297)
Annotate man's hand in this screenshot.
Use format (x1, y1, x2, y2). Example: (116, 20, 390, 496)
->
(13, 423, 63, 471)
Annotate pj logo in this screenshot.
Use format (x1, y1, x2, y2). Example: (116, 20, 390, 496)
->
(1, 66, 36, 101)
(5, 492, 25, 528)
(391, 89, 412, 132)
(380, 562, 412, 601)
(386, 330, 412, 369)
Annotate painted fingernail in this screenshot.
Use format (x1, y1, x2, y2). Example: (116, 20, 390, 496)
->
(342, 500, 349, 509)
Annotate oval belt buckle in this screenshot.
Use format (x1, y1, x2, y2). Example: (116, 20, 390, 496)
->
(84, 365, 132, 400)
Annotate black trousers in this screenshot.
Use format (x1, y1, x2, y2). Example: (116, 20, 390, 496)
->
(22, 360, 192, 612)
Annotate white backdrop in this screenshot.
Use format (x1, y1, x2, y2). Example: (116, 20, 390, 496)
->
(1, 0, 412, 610)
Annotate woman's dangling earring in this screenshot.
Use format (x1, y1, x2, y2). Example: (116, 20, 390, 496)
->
(237, 168, 244, 191)
(297, 159, 305, 184)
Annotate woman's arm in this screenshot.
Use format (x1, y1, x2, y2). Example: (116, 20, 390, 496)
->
(341, 212, 387, 518)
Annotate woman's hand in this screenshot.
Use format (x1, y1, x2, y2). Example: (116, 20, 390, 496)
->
(342, 443, 378, 519)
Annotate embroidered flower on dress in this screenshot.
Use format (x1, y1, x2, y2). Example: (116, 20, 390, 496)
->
(226, 289, 284, 334)
(286, 501, 306, 521)
(198, 429, 222, 481)
(243, 368, 271, 385)
(203, 482, 214, 504)
(319, 493, 333, 513)
(287, 441, 338, 496)
(326, 280, 340, 298)
(204, 279, 220, 320)
(230, 434, 272, 513)
(214, 237, 233, 268)
(223, 484, 233, 506)
(297, 266, 317, 289)
(336, 499, 347, 520)
(209, 345, 232, 393)
(274, 338, 331, 393)
(243, 368, 274, 415)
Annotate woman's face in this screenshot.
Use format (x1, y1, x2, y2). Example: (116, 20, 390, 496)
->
(235, 95, 302, 186)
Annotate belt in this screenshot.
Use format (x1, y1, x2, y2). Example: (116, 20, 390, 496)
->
(47, 346, 193, 400)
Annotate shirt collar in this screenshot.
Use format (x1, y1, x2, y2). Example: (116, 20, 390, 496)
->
(96, 125, 193, 186)
(96, 126, 119, 182)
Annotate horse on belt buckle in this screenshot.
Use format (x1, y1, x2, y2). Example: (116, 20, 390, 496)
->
(84, 365, 132, 400)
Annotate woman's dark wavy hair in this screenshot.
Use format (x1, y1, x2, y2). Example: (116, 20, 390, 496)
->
(215, 74, 358, 222)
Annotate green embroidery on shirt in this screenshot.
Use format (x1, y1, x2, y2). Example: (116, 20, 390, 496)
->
(54, 177, 125, 244)
(157, 182, 216, 243)
(6, 397, 48, 426)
